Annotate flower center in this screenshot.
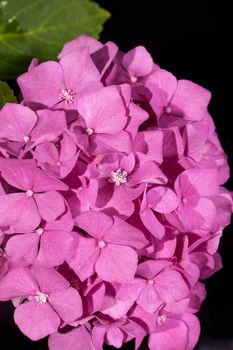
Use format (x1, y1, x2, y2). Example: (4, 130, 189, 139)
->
(147, 279, 155, 285)
(108, 168, 128, 186)
(23, 135, 30, 143)
(130, 75, 138, 83)
(98, 240, 106, 248)
(86, 128, 94, 135)
(35, 291, 48, 304)
(182, 197, 188, 204)
(164, 106, 172, 114)
(157, 314, 167, 325)
(26, 189, 34, 197)
(36, 228, 44, 236)
(60, 89, 75, 104)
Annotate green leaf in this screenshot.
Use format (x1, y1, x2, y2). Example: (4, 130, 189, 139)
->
(0, 0, 110, 79)
(0, 80, 17, 108)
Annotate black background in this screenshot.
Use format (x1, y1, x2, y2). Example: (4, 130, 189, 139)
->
(1, 0, 233, 349)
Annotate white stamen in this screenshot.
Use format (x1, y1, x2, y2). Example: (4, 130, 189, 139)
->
(98, 240, 106, 248)
(36, 228, 44, 236)
(165, 106, 172, 114)
(60, 89, 75, 104)
(147, 279, 155, 285)
(26, 189, 34, 197)
(130, 75, 138, 83)
(35, 291, 48, 304)
(157, 314, 167, 325)
(86, 128, 94, 135)
(23, 135, 30, 143)
(182, 197, 188, 204)
(108, 168, 128, 186)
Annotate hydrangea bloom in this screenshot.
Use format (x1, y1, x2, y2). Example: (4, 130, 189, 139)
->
(0, 35, 232, 350)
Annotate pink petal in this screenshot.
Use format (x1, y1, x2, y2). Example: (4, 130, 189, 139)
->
(122, 46, 153, 77)
(31, 109, 67, 143)
(176, 198, 216, 231)
(45, 210, 74, 232)
(149, 318, 188, 350)
(0, 193, 41, 232)
(0, 267, 38, 300)
(86, 281, 105, 314)
(93, 131, 131, 155)
(131, 162, 167, 185)
(14, 300, 60, 340)
(119, 152, 136, 173)
(137, 260, 172, 279)
(0, 159, 36, 190)
(170, 79, 211, 121)
(91, 326, 106, 350)
(137, 285, 161, 313)
(77, 85, 128, 133)
(49, 287, 82, 323)
(96, 182, 135, 218)
(49, 326, 93, 350)
(60, 132, 77, 161)
(34, 142, 59, 165)
(31, 169, 68, 193)
(6, 233, 39, 265)
(184, 123, 208, 162)
(192, 197, 217, 230)
(106, 327, 124, 348)
(0, 103, 37, 141)
(176, 168, 219, 197)
(95, 244, 138, 283)
(59, 35, 103, 57)
(134, 130, 164, 164)
(60, 46, 100, 90)
(92, 41, 118, 77)
(140, 207, 165, 239)
(68, 235, 99, 281)
(181, 313, 200, 350)
(117, 279, 145, 302)
(106, 216, 148, 249)
(147, 186, 179, 213)
(17, 61, 64, 107)
(146, 69, 177, 118)
(126, 103, 149, 139)
(31, 266, 69, 294)
(36, 230, 73, 267)
(162, 127, 184, 159)
(102, 298, 134, 320)
(155, 269, 189, 302)
(75, 211, 113, 239)
(34, 191, 66, 222)
(0, 159, 68, 192)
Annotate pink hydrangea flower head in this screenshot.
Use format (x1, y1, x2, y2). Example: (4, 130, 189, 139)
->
(0, 35, 232, 350)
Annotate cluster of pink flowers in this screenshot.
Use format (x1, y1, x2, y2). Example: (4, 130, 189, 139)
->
(0, 35, 232, 350)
